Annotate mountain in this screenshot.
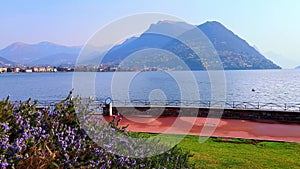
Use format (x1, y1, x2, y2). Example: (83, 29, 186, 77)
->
(0, 42, 81, 65)
(30, 53, 77, 66)
(198, 21, 280, 69)
(0, 56, 14, 66)
(101, 21, 204, 70)
(102, 21, 281, 70)
(295, 66, 300, 69)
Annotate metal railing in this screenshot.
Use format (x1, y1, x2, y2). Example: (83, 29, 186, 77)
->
(110, 99, 300, 112)
(34, 99, 300, 112)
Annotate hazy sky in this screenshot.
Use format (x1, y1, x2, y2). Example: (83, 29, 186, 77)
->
(1, 0, 300, 68)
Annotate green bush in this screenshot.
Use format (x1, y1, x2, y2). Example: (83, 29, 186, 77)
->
(0, 92, 193, 168)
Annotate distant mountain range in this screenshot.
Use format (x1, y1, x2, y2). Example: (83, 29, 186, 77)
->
(0, 56, 14, 66)
(0, 21, 281, 70)
(0, 42, 81, 66)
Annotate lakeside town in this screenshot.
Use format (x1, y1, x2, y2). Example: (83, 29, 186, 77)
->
(0, 66, 72, 73)
(0, 63, 124, 73)
(0, 64, 173, 73)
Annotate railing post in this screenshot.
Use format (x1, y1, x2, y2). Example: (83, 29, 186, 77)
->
(208, 101, 211, 107)
(232, 101, 235, 108)
(284, 103, 287, 111)
(257, 102, 260, 109)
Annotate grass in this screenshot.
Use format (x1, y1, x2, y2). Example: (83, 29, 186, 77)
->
(179, 136, 300, 169)
(133, 133, 300, 169)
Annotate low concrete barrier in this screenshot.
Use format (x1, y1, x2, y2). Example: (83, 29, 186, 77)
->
(105, 106, 300, 123)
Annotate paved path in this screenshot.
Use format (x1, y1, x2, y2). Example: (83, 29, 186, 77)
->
(104, 116, 300, 142)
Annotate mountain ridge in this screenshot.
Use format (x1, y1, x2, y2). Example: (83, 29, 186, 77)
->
(197, 21, 280, 69)
(0, 56, 14, 65)
(101, 20, 280, 70)
(0, 41, 81, 65)
(0, 21, 281, 70)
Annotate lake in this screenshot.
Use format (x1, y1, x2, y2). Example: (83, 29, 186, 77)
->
(0, 69, 300, 106)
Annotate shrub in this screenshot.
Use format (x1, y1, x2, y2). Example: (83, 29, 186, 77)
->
(0, 92, 193, 168)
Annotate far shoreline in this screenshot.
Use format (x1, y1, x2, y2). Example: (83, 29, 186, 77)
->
(2, 68, 299, 74)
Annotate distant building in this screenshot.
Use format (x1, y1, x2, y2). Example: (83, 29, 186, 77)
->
(46, 66, 52, 72)
(0, 67, 7, 73)
(38, 67, 46, 72)
(33, 67, 39, 72)
(66, 67, 73, 71)
(12, 68, 20, 73)
(25, 69, 33, 73)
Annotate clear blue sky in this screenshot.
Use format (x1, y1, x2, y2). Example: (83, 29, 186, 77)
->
(1, 0, 300, 68)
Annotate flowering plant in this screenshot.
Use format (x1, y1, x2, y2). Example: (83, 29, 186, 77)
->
(0, 92, 193, 168)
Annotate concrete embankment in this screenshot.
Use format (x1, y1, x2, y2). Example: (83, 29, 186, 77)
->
(105, 106, 300, 123)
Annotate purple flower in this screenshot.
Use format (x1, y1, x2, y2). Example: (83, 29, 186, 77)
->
(1, 123, 9, 132)
(118, 157, 124, 164)
(125, 157, 130, 163)
(1, 162, 9, 168)
(119, 138, 128, 144)
(3, 137, 9, 142)
(131, 160, 136, 166)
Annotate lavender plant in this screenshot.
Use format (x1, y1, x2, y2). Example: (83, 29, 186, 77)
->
(0, 92, 193, 169)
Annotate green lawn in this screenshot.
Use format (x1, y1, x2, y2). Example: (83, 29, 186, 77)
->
(135, 133, 300, 169)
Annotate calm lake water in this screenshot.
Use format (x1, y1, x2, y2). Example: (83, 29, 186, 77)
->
(0, 69, 300, 104)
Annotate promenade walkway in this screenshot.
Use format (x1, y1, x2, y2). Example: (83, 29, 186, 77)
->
(104, 116, 300, 142)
